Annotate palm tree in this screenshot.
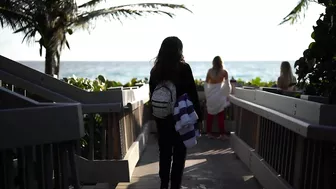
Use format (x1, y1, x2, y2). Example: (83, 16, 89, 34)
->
(0, 0, 190, 77)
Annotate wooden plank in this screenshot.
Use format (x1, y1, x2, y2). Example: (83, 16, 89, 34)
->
(88, 114, 95, 160)
(112, 113, 122, 159)
(43, 144, 53, 189)
(101, 114, 107, 159)
(60, 144, 69, 189)
(24, 147, 35, 189)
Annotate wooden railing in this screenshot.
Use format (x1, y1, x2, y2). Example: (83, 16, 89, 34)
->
(0, 81, 150, 161)
(230, 87, 336, 189)
(0, 87, 84, 189)
(0, 55, 150, 158)
(0, 55, 151, 184)
(77, 98, 151, 161)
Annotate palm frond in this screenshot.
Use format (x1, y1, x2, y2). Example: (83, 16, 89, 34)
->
(74, 3, 190, 26)
(2, 6, 38, 45)
(106, 3, 192, 13)
(280, 0, 311, 25)
(78, 0, 106, 9)
(20, 27, 37, 44)
(0, 7, 32, 29)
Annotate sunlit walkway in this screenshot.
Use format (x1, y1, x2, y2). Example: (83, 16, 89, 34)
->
(115, 134, 262, 189)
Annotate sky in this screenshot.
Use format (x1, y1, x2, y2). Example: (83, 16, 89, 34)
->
(0, 0, 326, 61)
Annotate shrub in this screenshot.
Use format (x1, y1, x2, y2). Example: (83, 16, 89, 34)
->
(61, 75, 148, 91)
(294, 2, 336, 103)
(62, 75, 148, 159)
(194, 77, 276, 89)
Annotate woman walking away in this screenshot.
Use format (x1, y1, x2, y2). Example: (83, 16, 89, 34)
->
(277, 61, 297, 91)
(204, 56, 231, 140)
(149, 36, 202, 189)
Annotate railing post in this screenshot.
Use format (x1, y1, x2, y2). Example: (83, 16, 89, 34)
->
(24, 147, 34, 189)
(254, 115, 261, 152)
(293, 135, 305, 189)
(67, 141, 81, 189)
(237, 107, 243, 137)
(53, 144, 61, 189)
(107, 113, 122, 159)
(43, 144, 53, 189)
(101, 114, 107, 160)
(88, 114, 95, 160)
(107, 113, 114, 159)
(112, 113, 122, 159)
(59, 143, 69, 189)
(323, 142, 333, 189)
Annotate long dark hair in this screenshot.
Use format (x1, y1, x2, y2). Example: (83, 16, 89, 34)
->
(151, 36, 184, 81)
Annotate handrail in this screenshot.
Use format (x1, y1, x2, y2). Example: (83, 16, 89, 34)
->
(81, 102, 122, 113)
(0, 55, 123, 104)
(233, 87, 332, 125)
(0, 69, 76, 102)
(229, 94, 336, 142)
(0, 87, 123, 113)
(0, 103, 84, 149)
(0, 86, 39, 108)
(0, 56, 151, 110)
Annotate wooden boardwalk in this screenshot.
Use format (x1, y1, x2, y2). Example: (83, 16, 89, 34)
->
(115, 134, 262, 189)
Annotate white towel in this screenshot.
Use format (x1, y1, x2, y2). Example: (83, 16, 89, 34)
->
(204, 80, 231, 115)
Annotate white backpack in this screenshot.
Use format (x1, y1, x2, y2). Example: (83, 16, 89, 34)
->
(151, 81, 177, 119)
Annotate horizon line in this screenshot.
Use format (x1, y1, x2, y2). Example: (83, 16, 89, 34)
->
(17, 60, 296, 62)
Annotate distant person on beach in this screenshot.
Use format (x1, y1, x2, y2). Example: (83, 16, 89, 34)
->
(149, 36, 202, 189)
(204, 56, 231, 140)
(277, 61, 297, 91)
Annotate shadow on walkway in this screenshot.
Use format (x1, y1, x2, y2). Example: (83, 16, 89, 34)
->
(115, 134, 262, 189)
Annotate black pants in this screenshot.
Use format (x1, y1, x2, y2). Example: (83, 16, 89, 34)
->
(155, 117, 187, 189)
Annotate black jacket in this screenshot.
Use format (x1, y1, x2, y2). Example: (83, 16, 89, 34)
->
(149, 62, 203, 122)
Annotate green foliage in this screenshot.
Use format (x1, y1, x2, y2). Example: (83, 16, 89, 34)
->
(234, 77, 276, 88)
(80, 114, 105, 159)
(194, 77, 276, 89)
(63, 75, 148, 159)
(294, 4, 336, 102)
(194, 78, 205, 90)
(237, 77, 276, 87)
(123, 77, 149, 87)
(62, 75, 148, 91)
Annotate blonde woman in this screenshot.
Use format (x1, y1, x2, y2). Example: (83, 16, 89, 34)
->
(204, 56, 231, 140)
(277, 61, 297, 91)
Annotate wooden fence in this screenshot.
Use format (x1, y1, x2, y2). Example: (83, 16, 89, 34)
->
(230, 87, 336, 189)
(0, 87, 84, 189)
(0, 55, 152, 185)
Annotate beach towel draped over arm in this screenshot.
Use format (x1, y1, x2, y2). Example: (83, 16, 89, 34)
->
(173, 93, 199, 148)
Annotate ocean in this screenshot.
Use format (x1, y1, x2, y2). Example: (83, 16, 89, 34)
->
(19, 61, 292, 84)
